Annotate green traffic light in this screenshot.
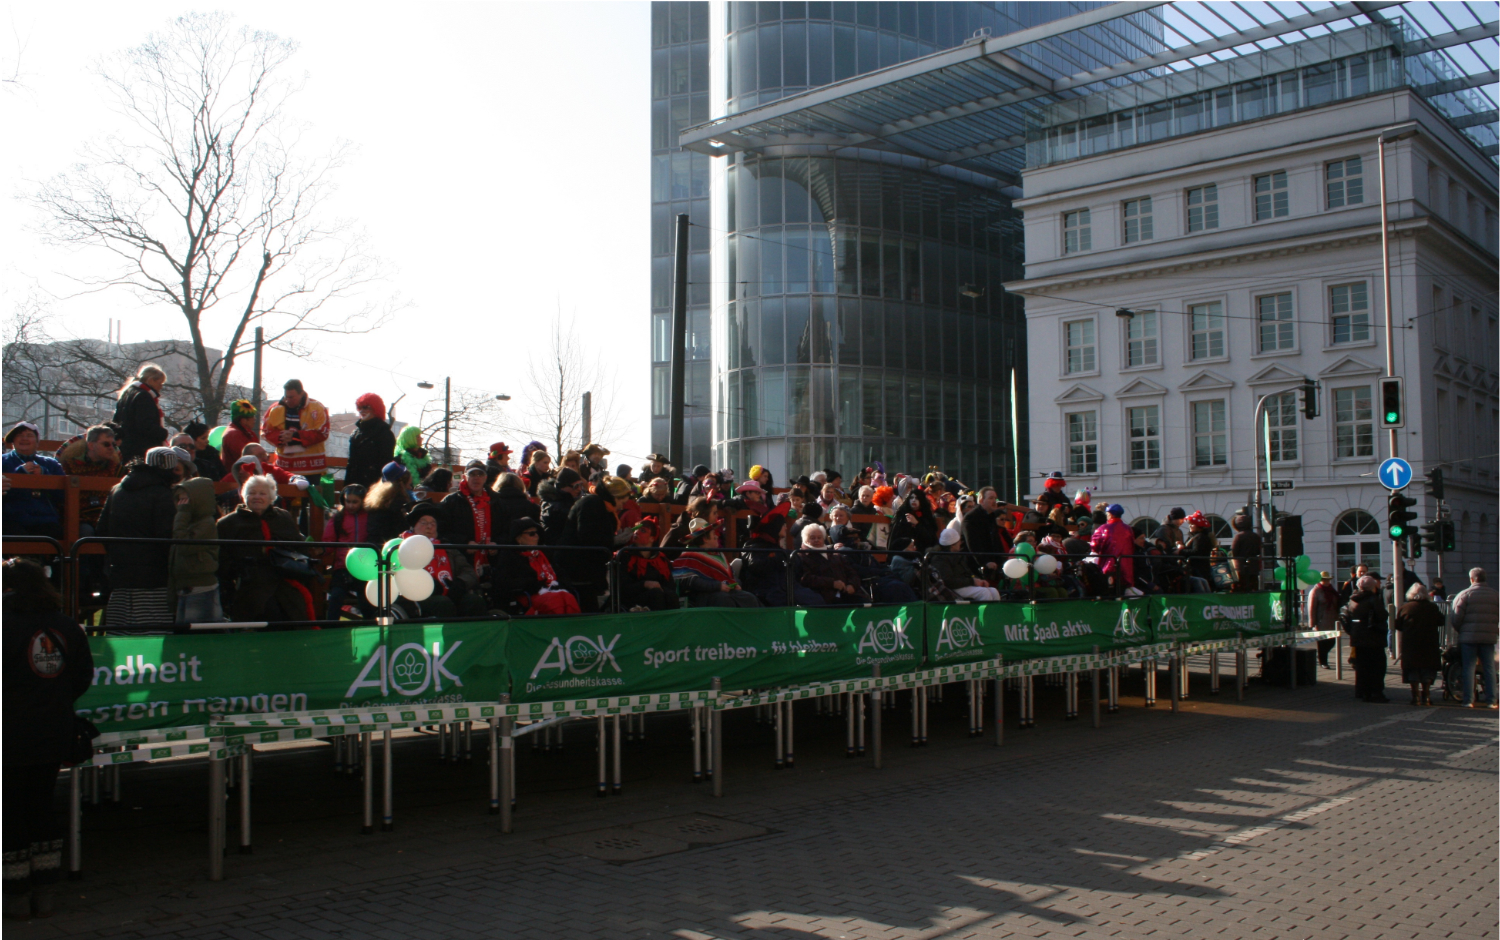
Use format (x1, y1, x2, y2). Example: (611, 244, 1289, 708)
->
(1385, 411, 1399, 423)
(1389, 525, 1405, 538)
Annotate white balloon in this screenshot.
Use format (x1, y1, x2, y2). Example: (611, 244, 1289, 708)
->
(1032, 553, 1060, 576)
(394, 567, 435, 602)
(1002, 558, 1031, 580)
(397, 535, 435, 571)
(365, 574, 401, 606)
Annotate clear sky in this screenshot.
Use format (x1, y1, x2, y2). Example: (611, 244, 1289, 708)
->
(0, 1, 653, 464)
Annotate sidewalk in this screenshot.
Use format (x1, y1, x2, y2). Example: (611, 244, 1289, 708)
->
(18, 664, 1498, 940)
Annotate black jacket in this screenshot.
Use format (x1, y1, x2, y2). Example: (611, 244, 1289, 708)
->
(4, 602, 94, 766)
(112, 384, 168, 462)
(194, 444, 226, 483)
(439, 489, 493, 546)
(96, 464, 177, 590)
(1181, 530, 1216, 581)
(961, 507, 1004, 561)
(796, 549, 869, 604)
(562, 493, 618, 579)
(537, 481, 575, 546)
(489, 490, 536, 542)
(1340, 590, 1388, 647)
(740, 539, 795, 602)
(346, 418, 396, 488)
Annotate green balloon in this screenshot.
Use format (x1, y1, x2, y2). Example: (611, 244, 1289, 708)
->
(346, 547, 378, 582)
(383, 538, 405, 570)
(1014, 541, 1037, 559)
(1273, 565, 1289, 581)
(1295, 554, 1313, 571)
(207, 425, 229, 449)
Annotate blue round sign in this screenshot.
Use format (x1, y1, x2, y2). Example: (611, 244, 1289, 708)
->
(1378, 457, 1413, 491)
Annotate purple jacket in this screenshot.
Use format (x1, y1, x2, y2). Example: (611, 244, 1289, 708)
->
(1090, 519, 1136, 585)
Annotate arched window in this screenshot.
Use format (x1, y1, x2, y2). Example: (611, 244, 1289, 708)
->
(1206, 514, 1232, 545)
(1334, 510, 1382, 577)
(1132, 517, 1159, 538)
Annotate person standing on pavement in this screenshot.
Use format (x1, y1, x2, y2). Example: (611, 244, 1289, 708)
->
(1449, 568, 1498, 709)
(1340, 575, 1390, 703)
(1394, 583, 1444, 706)
(3, 557, 93, 920)
(1308, 571, 1342, 668)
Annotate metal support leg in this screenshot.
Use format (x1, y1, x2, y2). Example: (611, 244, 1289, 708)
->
(785, 699, 794, 768)
(500, 718, 514, 832)
(1336, 633, 1344, 681)
(238, 749, 252, 854)
(611, 715, 623, 795)
(109, 764, 121, 803)
(920, 687, 929, 745)
(464, 721, 473, 763)
(1092, 667, 1101, 729)
(381, 729, 393, 832)
(911, 688, 921, 747)
(1170, 653, 1180, 714)
(846, 693, 856, 757)
(1236, 645, 1247, 701)
(361, 733, 374, 834)
(856, 692, 866, 756)
(68, 766, 82, 880)
(1210, 651, 1221, 694)
(692, 707, 703, 782)
(1065, 672, 1078, 720)
(711, 677, 723, 798)
(975, 679, 984, 735)
(1179, 650, 1190, 699)
(774, 700, 784, 769)
(207, 755, 225, 882)
(1109, 666, 1120, 712)
(993, 677, 1003, 745)
(1145, 660, 1157, 707)
(596, 717, 608, 798)
(1289, 641, 1298, 690)
(871, 668, 883, 770)
(488, 719, 500, 815)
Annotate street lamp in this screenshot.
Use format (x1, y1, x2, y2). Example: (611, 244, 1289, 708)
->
(417, 379, 512, 466)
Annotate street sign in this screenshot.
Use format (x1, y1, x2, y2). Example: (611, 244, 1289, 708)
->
(1378, 457, 1413, 491)
(1257, 480, 1295, 490)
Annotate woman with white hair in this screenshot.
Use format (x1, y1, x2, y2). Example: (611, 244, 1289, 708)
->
(111, 363, 168, 462)
(216, 475, 315, 622)
(795, 523, 871, 605)
(1394, 581, 1444, 706)
(1340, 574, 1390, 703)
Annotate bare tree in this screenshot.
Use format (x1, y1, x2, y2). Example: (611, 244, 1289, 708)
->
(521, 313, 625, 458)
(30, 13, 394, 425)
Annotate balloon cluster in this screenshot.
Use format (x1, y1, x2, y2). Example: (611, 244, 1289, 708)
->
(345, 535, 437, 605)
(1273, 554, 1320, 588)
(1000, 542, 1060, 581)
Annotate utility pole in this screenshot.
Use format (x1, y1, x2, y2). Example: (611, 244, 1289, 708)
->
(667, 213, 689, 470)
(251, 327, 264, 416)
(444, 377, 451, 468)
(581, 391, 592, 448)
(1378, 122, 1417, 609)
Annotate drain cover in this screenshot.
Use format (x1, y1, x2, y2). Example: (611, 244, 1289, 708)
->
(548, 828, 688, 862)
(633, 815, 768, 845)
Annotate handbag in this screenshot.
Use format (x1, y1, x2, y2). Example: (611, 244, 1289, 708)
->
(1208, 559, 1237, 590)
(269, 548, 316, 578)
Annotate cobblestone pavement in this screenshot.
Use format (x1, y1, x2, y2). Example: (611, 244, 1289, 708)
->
(18, 663, 1498, 940)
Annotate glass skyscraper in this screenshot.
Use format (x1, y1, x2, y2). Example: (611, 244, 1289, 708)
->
(651, 2, 1116, 487)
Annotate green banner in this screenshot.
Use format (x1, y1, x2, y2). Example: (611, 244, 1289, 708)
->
(505, 605, 921, 701)
(926, 602, 1025, 666)
(1150, 592, 1287, 642)
(76, 621, 509, 734)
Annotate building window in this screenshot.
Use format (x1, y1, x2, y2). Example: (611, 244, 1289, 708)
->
(1330, 282, 1370, 344)
(1063, 208, 1092, 253)
(1257, 292, 1294, 351)
(1186, 184, 1219, 232)
(1206, 514, 1232, 546)
(1067, 411, 1098, 475)
(1192, 399, 1227, 467)
(1190, 301, 1225, 359)
(1125, 310, 1158, 367)
(1123, 197, 1153, 243)
(1334, 385, 1374, 458)
(1334, 510, 1382, 576)
(1268, 391, 1298, 462)
(1326, 156, 1363, 208)
(1064, 319, 1096, 374)
(1254, 171, 1289, 220)
(1128, 405, 1161, 471)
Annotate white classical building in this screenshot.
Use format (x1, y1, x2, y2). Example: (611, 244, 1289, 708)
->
(1008, 46, 1498, 584)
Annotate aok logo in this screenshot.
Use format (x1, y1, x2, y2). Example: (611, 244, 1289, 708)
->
(857, 617, 914, 655)
(1269, 596, 1285, 622)
(1113, 607, 1146, 639)
(530, 635, 622, 678)
(1157, 605, 1190, 635)
(346, 641, 464, 698)
(934, 616, 983, 654)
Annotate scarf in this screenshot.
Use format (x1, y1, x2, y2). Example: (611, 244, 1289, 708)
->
(133, 381, 164, 424)
(523, 549, 559, 587)
(460, 479, 492, 544)
(625, 551, 672, 583)
(673, 550, 735, 586)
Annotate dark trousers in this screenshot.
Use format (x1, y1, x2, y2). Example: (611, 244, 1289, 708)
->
(3, 764, 63, 894)
(1353, 645, 1387, 700)
(1317, 637, 1336, 665)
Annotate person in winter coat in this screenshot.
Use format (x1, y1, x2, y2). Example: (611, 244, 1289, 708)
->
(960, 488, 1008, 576)
(672, 521, 758, 607)
(168, 476, 222, 625)
(3, 558, 93, 919)
(363, 465, 414, 546)
(740, 508, 823, 607)
(926, 528, 1001, 601)
(485, 442, 514, 481)
(216, 475, 316, 624)
(1450, 567, 1498, 708)
(403, 503, 487, 618)
(1229, 514, 1263, 593)
(111, 364, 169, 462)
(1307, 571, 1342, 668)
(1340, 575, 1390, 703)
(54, 425, 121, 529)
(96, 448, 180, 628)
(795, 524, 871, 605)
(616, 519, 677, 611)
(887, 488, 940, 555)
(261, 379, 331, 477)
(1394, 583, 1444, 706)
(345, 393, 396, 488)
(392, 424, 432, 482)
(561, 477, 625, 611)
(441, 461, 496, 577)
(488, 472, 535, 541)
(219, 400, 260, 466)
(1179, 511, 1216, 591)
(1089, 504, 1138, 597)
(322, 483, 371, 618)
(182, 422, 225, 482)
(492, 517, 580, 616)
(538, 468, 583, 545)
(2, 422, 65, 538)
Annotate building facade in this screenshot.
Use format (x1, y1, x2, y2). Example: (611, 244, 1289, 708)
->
(1009, 39, 1498, 583)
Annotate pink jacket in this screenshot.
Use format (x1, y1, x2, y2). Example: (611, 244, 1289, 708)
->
(1090, 519, 1137, 585)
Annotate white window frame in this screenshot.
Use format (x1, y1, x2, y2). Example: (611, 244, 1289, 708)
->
(1066, 410, 1099, 476)
(1063, 208, 1092, 254)
(1186, 184, 1219, 232)
(1255, 291, 1295, 353)
(1325, 156, 1364, 208)
(1127, 404, 1161, 472)
(1267, 390, 1299, 464)
(1329, 281, 1372, 345)
(1122, 197, 1153, 243)
(1253, 170, 1289, 221)
(1333, 384, 1375, 460)
(1189, 301, 1226, 361)
(1334, 510, 1382, 577)
(1191, 398, 1228, 468)
(1063, 318, 1097, 376)
(1124, 310, 1158, 369)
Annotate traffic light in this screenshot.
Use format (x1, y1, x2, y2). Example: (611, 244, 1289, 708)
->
(1439, 520, 1456, 553)
(1424, 467, 1444, 500)
(1387, 492, 1418, 539)
(1420, 521, 1443, 553)
(1275, 514, 1304, 558)
(1379, 377, 1405, 428)
(1300, 379, 1320, 420)
(1407, 533, 1422, 560)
